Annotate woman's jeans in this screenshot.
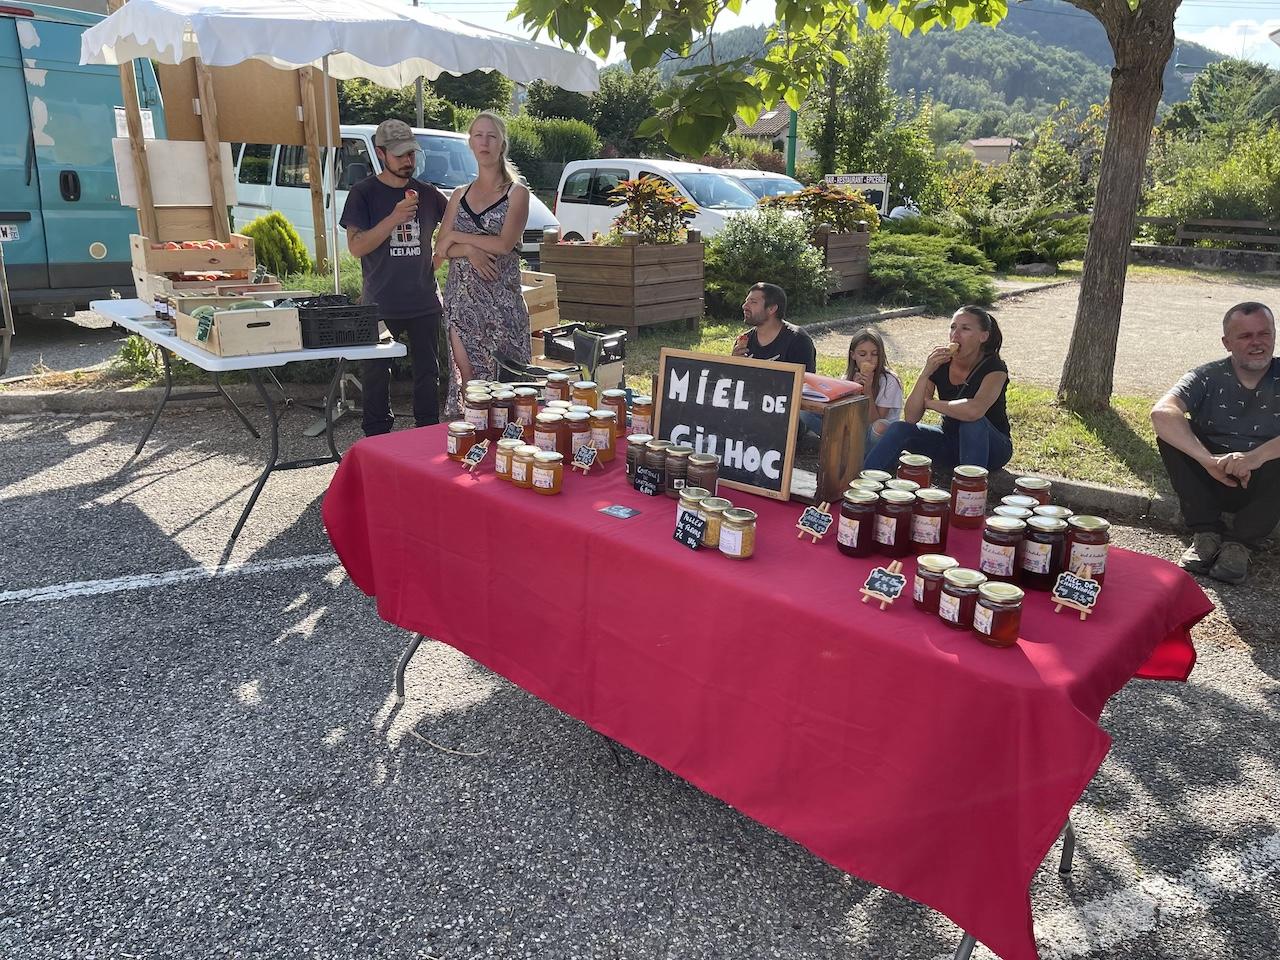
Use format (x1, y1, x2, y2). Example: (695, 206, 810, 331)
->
(863, 417, 1013, 474)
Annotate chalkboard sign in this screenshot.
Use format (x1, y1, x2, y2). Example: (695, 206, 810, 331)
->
(502, 421, 525, 440)
(654, 348, 804, 501)
(571, 444, 598, 474)
(860, 562, 907, 610)
(462, 439, 489, 471)
(796, 502, 834, 543)
(634, 464, 661, 497)
(673, 510, 706, 550)
(1052, 570, 1101, 620)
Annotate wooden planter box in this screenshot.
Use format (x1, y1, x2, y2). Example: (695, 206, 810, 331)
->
(521, 269, 560, 357)
(815, 224, 870, 294)
(538, 230, 704, 337)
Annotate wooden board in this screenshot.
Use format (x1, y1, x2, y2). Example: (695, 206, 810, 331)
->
(113, 140, 238, 208)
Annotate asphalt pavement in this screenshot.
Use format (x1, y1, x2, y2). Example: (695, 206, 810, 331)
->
(1, 311, 126, 382)
(1, 408, 1277, 960)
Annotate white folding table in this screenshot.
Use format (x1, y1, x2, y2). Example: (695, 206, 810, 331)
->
(91, 298, 407, 545)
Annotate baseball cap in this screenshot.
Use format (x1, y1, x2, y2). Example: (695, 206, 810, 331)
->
(374, 119, 418, 157)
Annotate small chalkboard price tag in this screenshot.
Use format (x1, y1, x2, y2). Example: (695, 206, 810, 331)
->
(673, 510, 707, 551)
(1052, 566, 1101, 621)
(462, 439, 490, 472)
(196, 313, 214, 343)
(795, 502, 834, 543)
(860, 561, 907, 610)
(502, 421, 525, 441)
(571, 444, 598, 475)
(634, 464, 661, 497)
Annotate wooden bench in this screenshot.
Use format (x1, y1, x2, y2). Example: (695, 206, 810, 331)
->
(1135, 216, 1280, 247)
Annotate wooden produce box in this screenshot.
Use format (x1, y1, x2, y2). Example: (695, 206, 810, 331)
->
(533, 353, 625, 392)
(130, 233, 256, 278)
(173, 298, 302, 357)
(522, 269, 560, 331)
(133, 270, 285, 305)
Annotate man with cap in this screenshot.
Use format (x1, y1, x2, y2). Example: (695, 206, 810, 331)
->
(340, 119, 449, 435)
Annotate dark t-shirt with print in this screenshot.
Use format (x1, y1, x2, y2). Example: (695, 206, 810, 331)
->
(929, 352, 1011, 436)
(745, 321, 817, 373)
(1170, 356, 1280, 453)
(339, 175, 448, 319)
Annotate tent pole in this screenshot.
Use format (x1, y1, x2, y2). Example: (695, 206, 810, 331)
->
(323, 53, 340, 294)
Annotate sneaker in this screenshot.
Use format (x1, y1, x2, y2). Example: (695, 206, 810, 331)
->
(1180, 532, 1222, 573)
(1208, 541, 1250, 585)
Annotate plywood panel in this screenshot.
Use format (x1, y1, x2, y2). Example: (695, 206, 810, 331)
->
(114, 139, 237, 207)
(539, 244, 635, 267)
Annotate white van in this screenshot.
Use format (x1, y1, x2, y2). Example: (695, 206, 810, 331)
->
(553, 158, 760, 241)
(230, 124, 558, 265)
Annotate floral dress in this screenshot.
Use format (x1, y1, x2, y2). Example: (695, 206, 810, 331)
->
(443, 183, 531, 416)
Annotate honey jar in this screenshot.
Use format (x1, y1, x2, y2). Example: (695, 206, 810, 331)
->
(465, 378, 490, 393)
(533, 412, 563, 453)
(885, 478, 920, 494)
(686, 453, 720, 495)
(719, 507, 757, 559)
(1021, 516, 1067, 591)
(875, 489, 917, 559)
(588, 410, 617, 460)
(848, 478, 884, 494)
(571, 380, 599, 409)
(624, 434, 654, 479)
(1066, 515, 1111, 584)
(1013, 477, 1052, 505)
(601, 389, 628, 435)
(993, 506, 1033, 521)
(463, 391, 492, 438)
(897, 453, 932, 488)
(563, 411, 592, 456)
(490, 390, 516, 433)
(914, 554, 960, 613)
(837, 488, 879, 557)
(567, 404, 594, 417)
(1000, 494, 1039, 512)
(494, 437, 521, 480)
(973, 582, 1025, 648)
(512, 387, 539, 427)
(664, 445, 693, 498)
(950, 465, 989, 529)
(545, 400, 572, 413)
(446, 421, 477, 461)
(700, 496, 732, 547)
(543, 373, 571, 403)
(911, 488, 952, 553)
(510, 444, 539, 488)
(1033, 504, 1073, 521)
(980, 516, 1026, 583)
(677, 486, 710, 526)
(860, 469, 893, 485)
(939, 568, 987, 629)
(531, 451, 564, 495)
(631, 394, 654, 435)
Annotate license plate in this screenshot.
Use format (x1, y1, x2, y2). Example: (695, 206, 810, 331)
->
(0, 225, 18, 242)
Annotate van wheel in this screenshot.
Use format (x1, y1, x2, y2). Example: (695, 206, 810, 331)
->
(564, 232, 585, 243)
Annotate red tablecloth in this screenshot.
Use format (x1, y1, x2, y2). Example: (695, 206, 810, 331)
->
(323, 425, 1212, 960)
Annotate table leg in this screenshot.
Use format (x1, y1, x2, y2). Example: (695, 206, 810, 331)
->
(212, 372, 260, 439)
(953, 933, 977, 960)
(323, 358, 346, 463)
(395, 632, 426, 703)
(128, 348, 175, 462)
(228, 370, 280, 546)
(1059, 817, 1077, 875)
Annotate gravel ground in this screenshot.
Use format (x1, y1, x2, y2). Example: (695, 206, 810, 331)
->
(2, 409, 1278, 960)
(814, 273, 1280, 396)
(1, 311, 125, 382)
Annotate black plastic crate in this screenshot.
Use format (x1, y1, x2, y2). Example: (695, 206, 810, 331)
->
(294, 295, 380, 349)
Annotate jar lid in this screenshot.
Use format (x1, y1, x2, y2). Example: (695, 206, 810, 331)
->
(546, 373, 570, 382)
(943, 568, 987, 588)
(701, 497, 733, 513)
(573, 380, 598, 389)
(842, 488, 879, 505)
(496, 438, 522, 450)
(567, 405, 594, 415)
(666, 445, 694, 459)
(885, 478, 920, 493)
(1033, 505, 1073, 519)
(534, 451, 563, 463)
(679, 486, 710, 501)
(492, 390, 516, 401)
(602, 388, 627, 398)
(953, 465, 989, 479)
(985, 516, 1027, 534)
(1016, 476, 1051, 491)
(464, 390, 490, 402)
(723, 507, 757, 524)
(918, 554, 960, 574)
(1028, 516, 1068, 533)
(993, 506, 1033, 520)
(513, 387, 538, 397)
(688, 453, 719, 466)
(899, 453, 932, 468)
(546, 400, 572, 409)
(1068, 515, 1111, 532)
(465, 378, 489, 388)
(915, 487, 951, 504)
(447, 420, 474, 432)
(634, 394, 652, 404)
(626, 434, 654, 445)
(1001, 495, 1039, 509)
(978, 581, 1025, 603)
(564, 412, 589, 422)
(646, 439, 673, 451)
(590, 409, 617, 420)
(860, 469, 893, 483)
(848, 479, 884, 492)
(514, 444, 540, 456)
(879, 489, 917, 505)
(535, 412, 563, 423)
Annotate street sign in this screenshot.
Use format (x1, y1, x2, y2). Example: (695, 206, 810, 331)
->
(824, 173, 889, 214)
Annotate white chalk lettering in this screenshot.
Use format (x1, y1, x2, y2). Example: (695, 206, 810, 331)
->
(670, 424, 691, 445)
(743, 446, 761, 472)
(723, 437, 744, 469)
(773, 395, 788, 414)
(762, 450, 781, 479)
(734, 381, 749, 410)
(696, 369, 709, 405)
(712, 378, 732, 408)
(668, 369, 690, 403)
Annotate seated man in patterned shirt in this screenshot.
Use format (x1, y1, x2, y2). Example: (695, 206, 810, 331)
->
(1151, 301, 1279, 584)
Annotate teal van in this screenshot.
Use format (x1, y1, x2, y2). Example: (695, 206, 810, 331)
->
(0, 2, 164, 317)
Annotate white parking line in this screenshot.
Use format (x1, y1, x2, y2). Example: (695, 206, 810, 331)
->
(0, 553, 341, 604)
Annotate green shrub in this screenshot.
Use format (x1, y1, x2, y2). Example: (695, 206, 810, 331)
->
(503, 115, 545, 179)
(871, 231, 994, 271)
(242, 212, 312, 277)
(763, 182, 881, 234)
(533, 117, 601, 162)
(283, 253, 364, 301)
(867, 232, 995, 312)
(704, 208, 832, 319)
(901, 207, 1088, 271)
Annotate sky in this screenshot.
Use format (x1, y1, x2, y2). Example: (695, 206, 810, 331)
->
(423, 0, 1280, 71)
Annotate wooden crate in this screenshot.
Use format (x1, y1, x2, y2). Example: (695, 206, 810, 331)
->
(815, 226, 870, 294)
(174, 300, 302, 357)
(133, 270, 287, 304)
(130, 233, 256, 278)
(521, 269, 561, 332)
(538, 234, 704, 338)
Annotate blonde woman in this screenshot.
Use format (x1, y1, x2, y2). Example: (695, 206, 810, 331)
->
(434, 111, 532, 414)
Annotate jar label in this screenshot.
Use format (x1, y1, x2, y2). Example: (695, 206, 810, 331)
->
(495, 452, 510, 473)
(980, 541, 1016, 577)
(974, 603, 994, 635)
(1070, 542, 1108, 576)
(532, 467, 555, 489)
(939, 591, 961, 623)
(447, 435, 459, 454)
(671, 477, 685, 490)
(913, 575, 924, 602)
(517, 408, 534, 426)
(542, 387, 557, 403)
(491, 407, 508, 429)
(534, 430, 556, 452)
(464, 406, 488, 430)
(874, 513, 896, 545)
(512, 461, 528, 482)
(571, 432, 591, 453)
(910, 514, 942, 544)
(1022, 540, 1053, 574)
(837, 515, 861, 547)
(954, 488, 986, 517)
(719, 526, 744, 557)
(591, 427, 611, 449)
(632, 415, 652, 434)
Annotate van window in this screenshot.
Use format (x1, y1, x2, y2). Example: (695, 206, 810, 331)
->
(675, 172, 757, 211)
(238, 144, 274, 185)
(560, 169, 592, 204)
(276, 145, 312, 187)
(335, 139, 373, 190)
(639, 171, 682, 197)
(413, 134, 477, 189)
(592, 168, 629, 203)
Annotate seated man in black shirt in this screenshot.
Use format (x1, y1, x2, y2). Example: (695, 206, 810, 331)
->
(1151, 301, 1280, 584)
(732, 282, 816, 372)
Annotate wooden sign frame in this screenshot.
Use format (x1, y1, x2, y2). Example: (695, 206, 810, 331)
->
(653, 348, 803, 502)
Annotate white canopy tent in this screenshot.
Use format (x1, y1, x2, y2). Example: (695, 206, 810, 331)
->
(80, 0, 599, 288)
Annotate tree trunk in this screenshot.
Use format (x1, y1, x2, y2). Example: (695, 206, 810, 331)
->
(1057, 4, 1178, 410)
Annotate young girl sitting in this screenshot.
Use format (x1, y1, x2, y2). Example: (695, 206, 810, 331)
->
(846, 329, 904, 447)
